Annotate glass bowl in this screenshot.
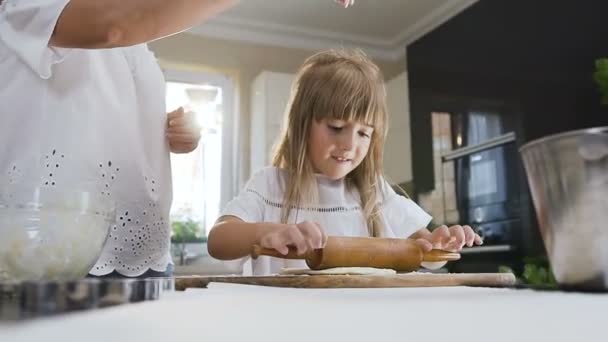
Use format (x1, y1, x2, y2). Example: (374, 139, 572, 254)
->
(0, 187, 115, 283)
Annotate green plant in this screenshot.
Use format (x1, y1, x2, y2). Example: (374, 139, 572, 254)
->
(521, 262, 557, 287)
(594, 58, 608, 105)
(171, 219, 206, 243)
(499, 256, 557, 287)
(520, 256, 557, 286)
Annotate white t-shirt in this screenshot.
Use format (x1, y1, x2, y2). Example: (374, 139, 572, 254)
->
(221, 167, 432, 275)
(0, 0, 173, 276)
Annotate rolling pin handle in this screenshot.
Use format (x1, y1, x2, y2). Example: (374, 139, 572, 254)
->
(422, 250, 461, 262)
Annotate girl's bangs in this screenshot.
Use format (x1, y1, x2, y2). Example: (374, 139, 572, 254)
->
(311, 67, 384, 129)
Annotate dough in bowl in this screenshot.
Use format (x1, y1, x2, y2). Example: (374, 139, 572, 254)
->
(279, 267, 397, 276)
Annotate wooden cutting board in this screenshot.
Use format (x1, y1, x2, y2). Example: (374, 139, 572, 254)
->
(174, 273, 517, 290)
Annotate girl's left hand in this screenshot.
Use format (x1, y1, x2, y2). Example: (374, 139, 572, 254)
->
(414, 225, 483, 252)
(166, 107, 202, 153)
(334, 0, 354, 8)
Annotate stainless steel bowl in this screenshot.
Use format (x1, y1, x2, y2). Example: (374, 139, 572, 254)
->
(0, 188, 115, 283)
(520, 127, 608, 290)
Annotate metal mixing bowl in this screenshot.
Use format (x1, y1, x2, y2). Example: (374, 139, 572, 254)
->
(521, 126, 608, 290)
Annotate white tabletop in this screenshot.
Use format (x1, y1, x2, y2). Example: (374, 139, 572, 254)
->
(1, 283, 605, 342)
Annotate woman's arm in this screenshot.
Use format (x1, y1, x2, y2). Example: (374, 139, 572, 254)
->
(50, 0, 237, 48)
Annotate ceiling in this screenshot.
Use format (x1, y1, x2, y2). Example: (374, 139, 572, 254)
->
(188, 0, 478, 61)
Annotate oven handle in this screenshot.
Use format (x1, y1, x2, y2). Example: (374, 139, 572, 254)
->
(442, 132, 516, 162)
(459, 244, 514, 254)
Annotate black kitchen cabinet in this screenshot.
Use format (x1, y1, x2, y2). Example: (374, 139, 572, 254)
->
(407, 0, 608, 268)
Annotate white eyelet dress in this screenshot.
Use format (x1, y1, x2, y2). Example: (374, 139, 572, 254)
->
(0, 0, 173, 276)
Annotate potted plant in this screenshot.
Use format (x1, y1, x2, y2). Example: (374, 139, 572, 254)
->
(499, 256, 557, 288)
(170, 219, 207, 265)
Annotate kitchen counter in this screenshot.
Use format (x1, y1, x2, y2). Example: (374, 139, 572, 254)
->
(0, 283, 605, 341)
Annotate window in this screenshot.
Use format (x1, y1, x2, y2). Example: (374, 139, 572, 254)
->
(164, 70, 236, 238)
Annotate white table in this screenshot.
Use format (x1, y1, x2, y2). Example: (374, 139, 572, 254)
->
(1, 283, 605, 341)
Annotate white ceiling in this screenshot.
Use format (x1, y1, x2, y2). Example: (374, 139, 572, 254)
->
(188, 0, 478, 61)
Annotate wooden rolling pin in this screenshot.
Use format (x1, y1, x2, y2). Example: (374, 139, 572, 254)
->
(252, 236, 460, 272)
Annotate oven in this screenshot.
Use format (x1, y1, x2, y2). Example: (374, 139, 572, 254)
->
(442, 132, 521, 249)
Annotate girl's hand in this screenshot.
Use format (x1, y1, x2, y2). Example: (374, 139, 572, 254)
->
(414, 225, 483, 252)
(334, 0, 354, 8)
(166, 107, 202, 153)
(259, 221, 327, 256)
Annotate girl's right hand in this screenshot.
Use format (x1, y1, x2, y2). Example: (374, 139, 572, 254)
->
(258, 221, 327, 256)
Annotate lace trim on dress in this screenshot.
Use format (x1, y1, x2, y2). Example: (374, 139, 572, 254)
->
(246, 189, 361, 213)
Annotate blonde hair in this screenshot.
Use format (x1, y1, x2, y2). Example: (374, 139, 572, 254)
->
(271, 49, 389, 237)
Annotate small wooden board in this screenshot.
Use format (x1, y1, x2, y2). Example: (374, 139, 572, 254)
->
(175, 273, 517, 290)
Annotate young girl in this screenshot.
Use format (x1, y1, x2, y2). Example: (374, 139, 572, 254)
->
(207, 49, 482, 275)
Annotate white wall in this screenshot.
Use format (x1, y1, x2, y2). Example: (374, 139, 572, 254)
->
(250, 71, 295, 176)
(384, 72, 413, 185)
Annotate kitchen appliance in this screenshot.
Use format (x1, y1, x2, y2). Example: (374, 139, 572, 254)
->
(442, 132, 521, 251)
(251, 236, 461, 272)
(520, 126, 608, 290)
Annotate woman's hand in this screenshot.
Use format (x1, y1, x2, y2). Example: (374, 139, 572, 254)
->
(166, 107, 202, 153)
(413, 225, 483, 252)
(334, 0, 355, 8)
(258, 221, 327, 256)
